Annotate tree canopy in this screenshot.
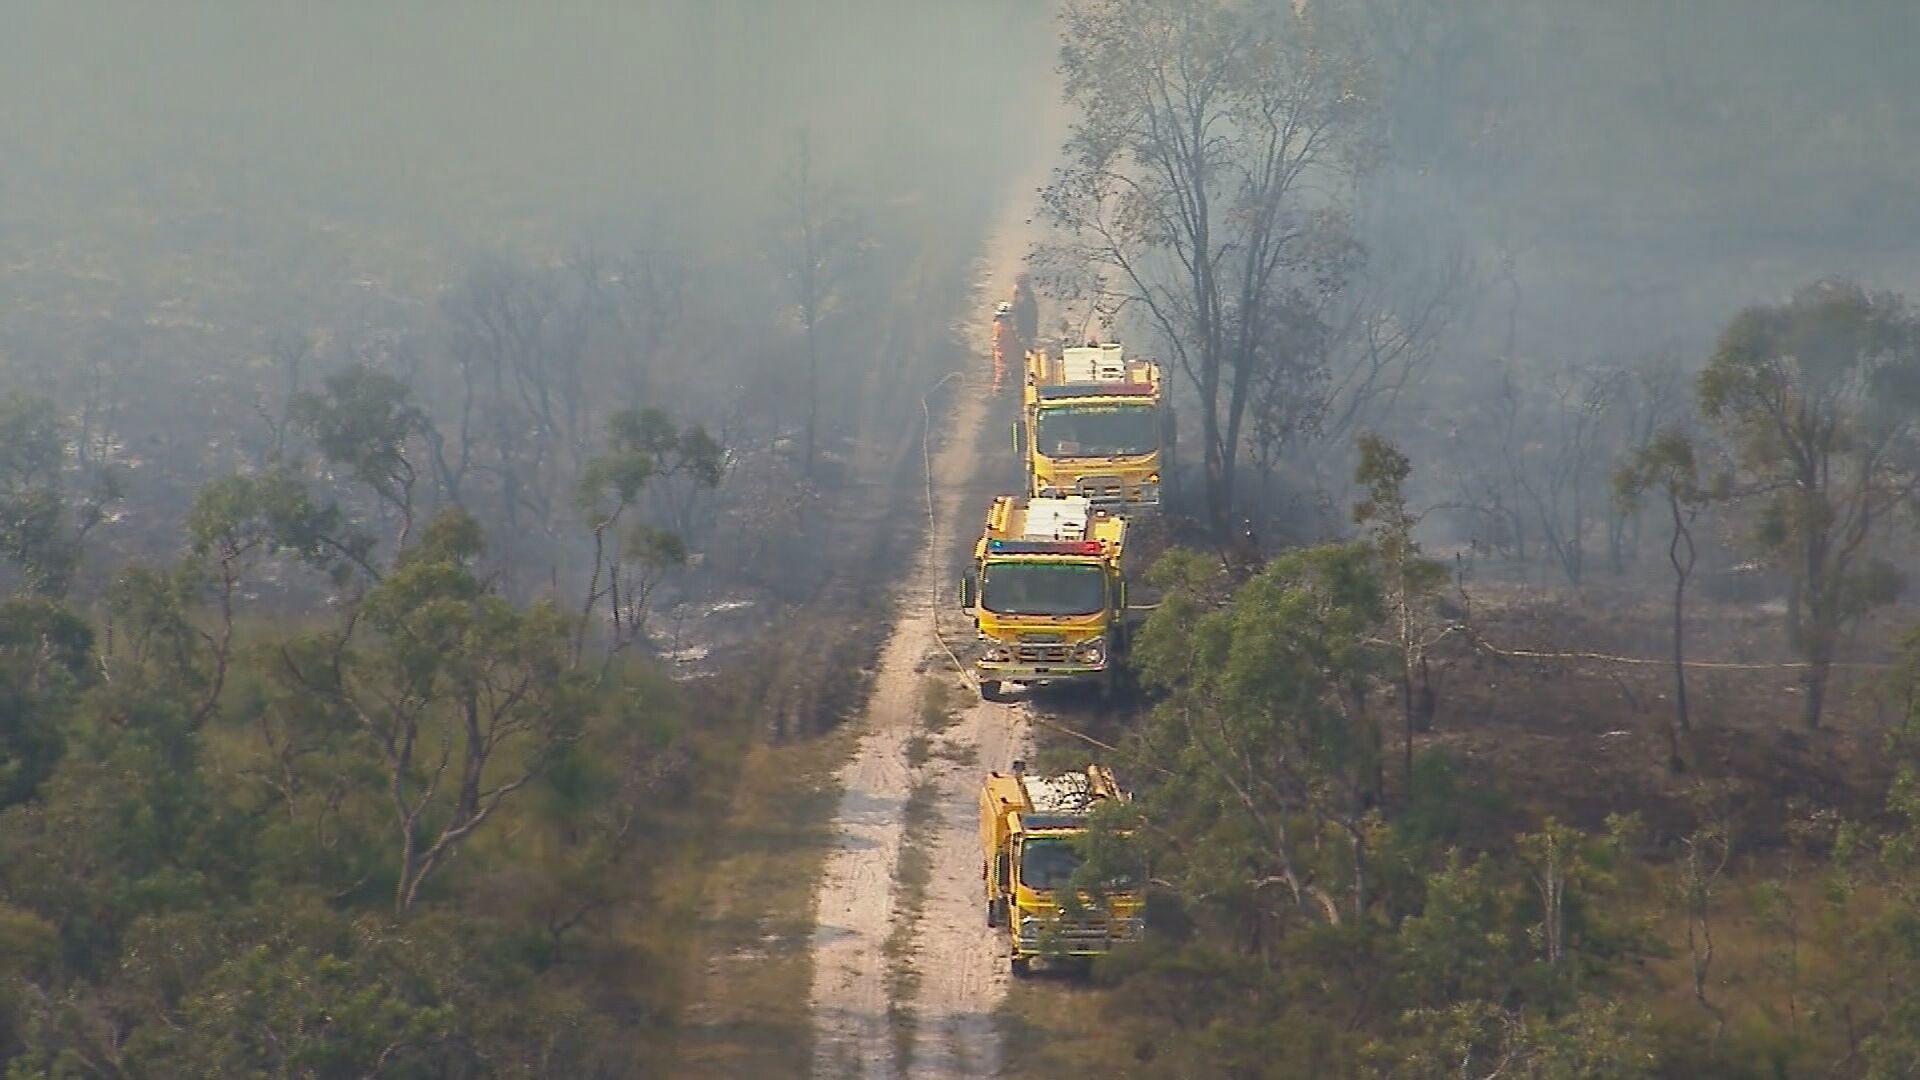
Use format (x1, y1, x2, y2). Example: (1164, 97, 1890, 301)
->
(1699, 279, 1920, 727)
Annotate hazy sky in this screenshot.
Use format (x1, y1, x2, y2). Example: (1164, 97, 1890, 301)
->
(0, 2, 1051, 249)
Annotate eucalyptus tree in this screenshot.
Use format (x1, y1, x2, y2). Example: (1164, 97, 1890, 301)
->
(1038, 0, 1375, 539)
(1699, 280, 1920, 728)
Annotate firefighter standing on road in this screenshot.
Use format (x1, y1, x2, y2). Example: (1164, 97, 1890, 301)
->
(1011, 274, 1038, 344)
(991, 301, 1014, 395)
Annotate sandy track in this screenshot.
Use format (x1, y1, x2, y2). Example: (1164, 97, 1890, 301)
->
(900, 693, 1023, 1080)
(807, 44, 1068, 1068)
(807, 198, 1038, 1076)
(804, 373, 1010, 1078)
(805, 612, 938, 1078)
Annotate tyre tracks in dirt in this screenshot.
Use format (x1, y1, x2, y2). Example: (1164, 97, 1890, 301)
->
(803, 389, 1021, 1078)
(893, 690, 1024, 1080)
(673, 230, 999, 1078)
(806, 170, 1044, 1077)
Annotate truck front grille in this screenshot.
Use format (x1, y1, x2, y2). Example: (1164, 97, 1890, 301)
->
(1045, 917, 1143, 945)
(1015, 645, 1071, 663)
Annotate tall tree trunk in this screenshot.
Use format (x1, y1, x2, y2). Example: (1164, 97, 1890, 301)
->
(396, 822, 420, 915)
(1800, 533, 1832, 729)
(1669, 493, 1693, 735)
(1802, 634, 1832, 730)
(1400, 665, 1414, 799)
(1785, 577, 1804, 652)
(1201, 401, 1229, 542)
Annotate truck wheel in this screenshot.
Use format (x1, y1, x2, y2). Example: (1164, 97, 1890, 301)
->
(1011, 955, 1032, 977)
(980, 679, 1002, 702)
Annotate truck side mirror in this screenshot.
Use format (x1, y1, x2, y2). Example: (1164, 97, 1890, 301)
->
(1117, 579, 1128, 611)
(960, 573, 977, 609)
(1012, 420, 1023, 457)
(997, 851, 1011, 888)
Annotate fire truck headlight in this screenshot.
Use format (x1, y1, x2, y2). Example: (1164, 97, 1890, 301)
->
(983, 645, 1012, 662)
(1138, 482, 1159, 503)
(1018, 918, 1044, 943)
(1073, 638, 1105, 666)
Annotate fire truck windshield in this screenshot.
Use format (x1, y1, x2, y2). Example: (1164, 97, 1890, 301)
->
(1018, 837, 1082, 890)
(1019, 836, 1142, 892)
(1037, 404, 1157, 458)
(980, 561, 1105, 616)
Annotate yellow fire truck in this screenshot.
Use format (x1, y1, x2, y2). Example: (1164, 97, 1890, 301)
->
(959, 495, 1127, 701)
(980, 762, 1144, 975)
(1018, 342, 1164, 514)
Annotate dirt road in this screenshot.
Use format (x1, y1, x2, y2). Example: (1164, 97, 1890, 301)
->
(894, 689, 1024, 1080)
(804, 179, 1041, 1077)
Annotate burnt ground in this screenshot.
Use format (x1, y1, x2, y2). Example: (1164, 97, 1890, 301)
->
(1022, 566, 1905, 862)
(1425, 580, 1900, 848)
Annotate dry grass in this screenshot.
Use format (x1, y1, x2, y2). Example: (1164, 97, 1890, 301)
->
(661, 724, 858, 1077)
(1635, 855, 1892, 1074)
(884, 775, 941, 1070)
(998, 977, 1148, 1079)
(885, 679, 963, 1067)
(907, 676, 965, 767)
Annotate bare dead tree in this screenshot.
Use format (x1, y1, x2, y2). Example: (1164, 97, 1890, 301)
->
(1244, 295, 1333, 536)
(772, 134, 866, 479)
(249, 331, 312, 470)
(1292, 231, 1476, 525)
(74, 319, 138, 485)
(1441, 361, 1530, 562)
(1601, 355, 1687, 572)
(442, 258, 587, 581)
(607, 241, 701, 409)
(1319, 245, 1474, 449)
(1514, 364, 1621, 587)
